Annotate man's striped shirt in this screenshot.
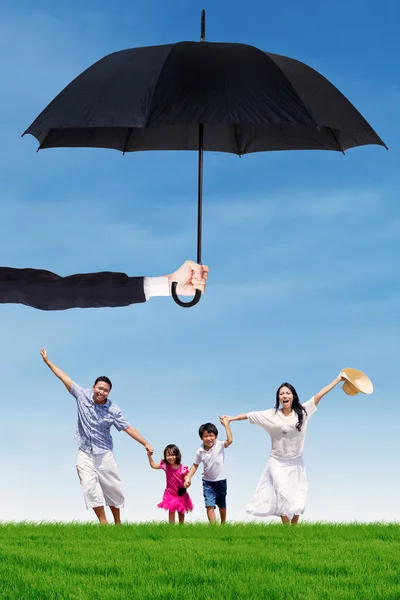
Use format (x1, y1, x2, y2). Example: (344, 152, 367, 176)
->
(70, 382, 130, 454)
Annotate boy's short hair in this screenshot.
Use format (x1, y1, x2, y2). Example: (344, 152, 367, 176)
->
(199, 422, 218, 438)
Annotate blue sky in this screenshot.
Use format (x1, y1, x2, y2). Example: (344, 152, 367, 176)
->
(0, 0, 399, 523)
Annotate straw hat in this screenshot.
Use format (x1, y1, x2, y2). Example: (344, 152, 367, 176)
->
(341, 368, 373, 396)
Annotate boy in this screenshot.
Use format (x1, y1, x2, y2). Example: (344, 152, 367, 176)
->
(184, 416, 232, 523)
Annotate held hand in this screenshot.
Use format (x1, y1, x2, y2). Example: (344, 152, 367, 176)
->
(40, 347, 48, 363)
(338, 371, 347, 381)
(183, 477, 191, 489)
(168, 260, 209, 297)
(146, 448, 154, 457)
(145, 443, 154, 454)
(220, 414, 232, 423)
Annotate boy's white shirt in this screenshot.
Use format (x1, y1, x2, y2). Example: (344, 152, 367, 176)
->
(194, 439, 226, 482)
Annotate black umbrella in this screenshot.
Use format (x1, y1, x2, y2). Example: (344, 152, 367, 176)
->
(23, 10, 386, 308)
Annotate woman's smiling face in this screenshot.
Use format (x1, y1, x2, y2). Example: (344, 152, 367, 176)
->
(279, 386, 294, 411)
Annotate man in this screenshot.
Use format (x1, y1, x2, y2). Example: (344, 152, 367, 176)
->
(0, 260, 209, 310)
(40, 347, 152, 524)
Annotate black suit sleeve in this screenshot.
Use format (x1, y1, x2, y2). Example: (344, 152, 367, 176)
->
(0, 267, 146, 310)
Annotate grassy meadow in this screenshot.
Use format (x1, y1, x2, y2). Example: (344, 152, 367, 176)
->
(0, 522, 399, 599)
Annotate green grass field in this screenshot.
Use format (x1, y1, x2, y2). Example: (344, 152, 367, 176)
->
(0, 523, 399, 599)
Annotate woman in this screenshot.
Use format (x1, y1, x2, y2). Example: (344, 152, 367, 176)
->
(223, 373, 345, 525)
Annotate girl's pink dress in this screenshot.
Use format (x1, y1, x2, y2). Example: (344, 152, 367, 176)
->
(157, 461, 194, 514)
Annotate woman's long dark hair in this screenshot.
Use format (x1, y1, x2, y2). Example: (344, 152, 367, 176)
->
(275, 383, 307, 432)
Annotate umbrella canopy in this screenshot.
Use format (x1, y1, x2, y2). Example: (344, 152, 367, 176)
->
(24, 10, 386, 307)
(25, 43, 385, 155)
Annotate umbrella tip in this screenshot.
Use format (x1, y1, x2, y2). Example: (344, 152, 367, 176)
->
(200, 9, 206, 42)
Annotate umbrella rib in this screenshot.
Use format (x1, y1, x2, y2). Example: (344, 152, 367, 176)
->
(264, 51, 317, 126)
(122, 128, 134, 154)
(145, 44, 179, 127)
(234, 123, 241, 156)
(327, 127, 345, 155)
(37, 134, 50, 152)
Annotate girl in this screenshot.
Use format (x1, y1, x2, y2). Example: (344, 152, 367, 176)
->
(147, 444, 194, 524)
(222, 373, 345, 525)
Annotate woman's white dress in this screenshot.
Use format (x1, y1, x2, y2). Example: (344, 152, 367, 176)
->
(246, 397, 317, 520)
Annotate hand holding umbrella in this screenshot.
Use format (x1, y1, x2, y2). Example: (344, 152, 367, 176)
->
(0, 260, 208, 311)
(168, 260, 209, 306)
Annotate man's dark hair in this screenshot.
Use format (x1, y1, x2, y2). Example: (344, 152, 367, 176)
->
(94, 376, 112, 391)
(198, 422, 218, 439)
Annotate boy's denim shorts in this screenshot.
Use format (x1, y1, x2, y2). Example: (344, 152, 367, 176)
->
(202, 479, 227, 509)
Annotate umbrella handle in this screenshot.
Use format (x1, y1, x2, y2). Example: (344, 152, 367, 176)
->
(170, 12, 206, 311)
(171, 282, 202, 308)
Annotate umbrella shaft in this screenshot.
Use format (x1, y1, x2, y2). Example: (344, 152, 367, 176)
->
(197, 124, 204, 265)
(197, 9, 205, 265)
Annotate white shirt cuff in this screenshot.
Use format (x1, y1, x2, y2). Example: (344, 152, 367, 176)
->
(143, 276, 170, 300)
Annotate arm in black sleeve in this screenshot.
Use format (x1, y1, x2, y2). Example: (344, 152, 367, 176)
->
(0, 267, 146, 310)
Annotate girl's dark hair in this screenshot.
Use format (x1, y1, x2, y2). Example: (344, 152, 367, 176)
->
(163, 444, 182, 465)
(275, 382, 307, 432)
(198, 423, 218, 438)
(94, 376, 112, 391)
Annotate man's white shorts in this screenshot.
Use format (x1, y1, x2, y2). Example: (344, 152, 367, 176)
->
(76, 449, 125, 509)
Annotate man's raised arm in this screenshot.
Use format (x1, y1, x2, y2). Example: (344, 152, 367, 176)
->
(40, 347, 72, 392)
